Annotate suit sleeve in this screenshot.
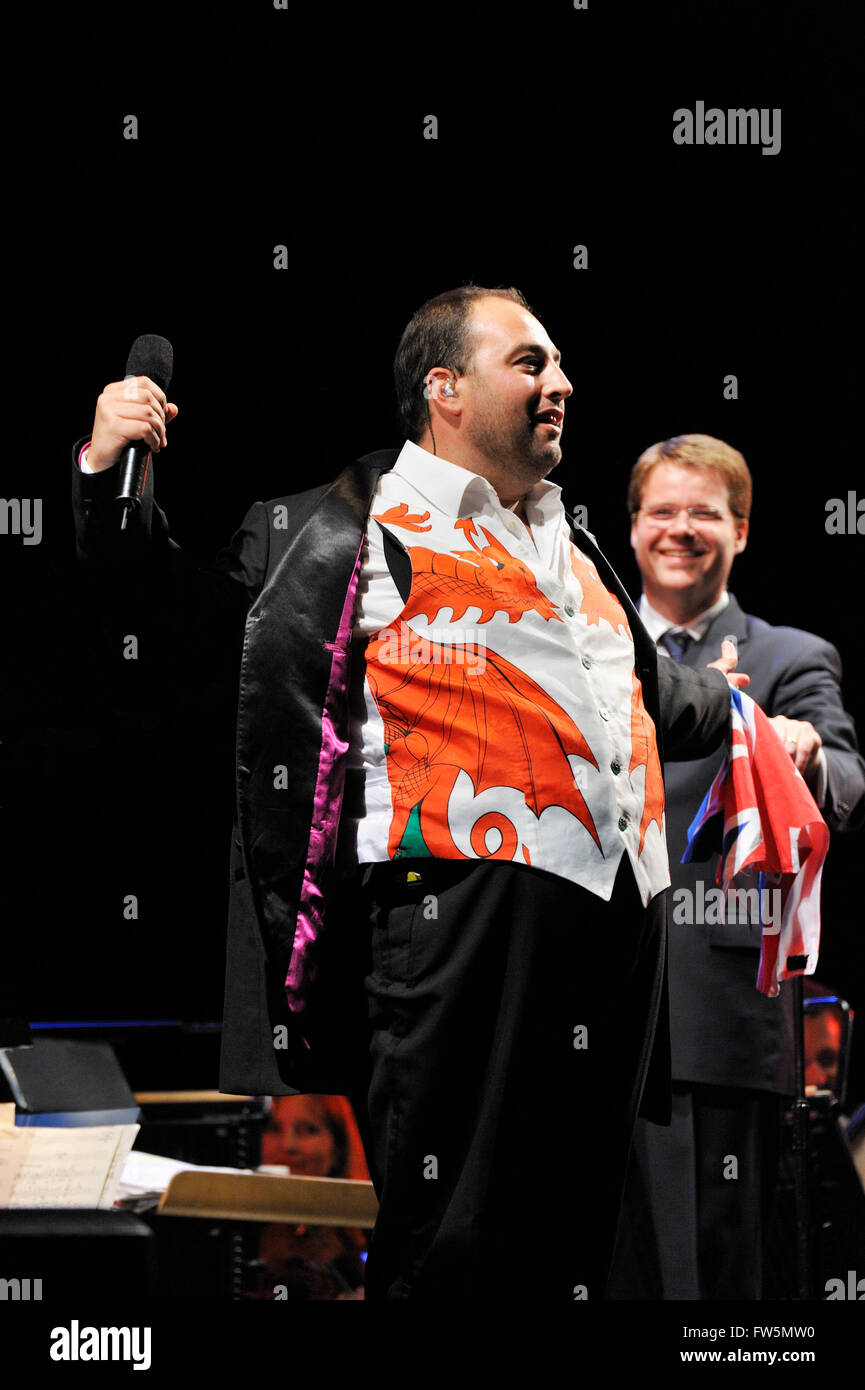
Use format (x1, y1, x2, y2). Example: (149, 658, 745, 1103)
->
(765, 631, 865, 834)
(656, 657, 731, 762)
(70, 436, 270, 702)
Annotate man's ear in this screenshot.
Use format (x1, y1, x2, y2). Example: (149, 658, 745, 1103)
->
(424, 366, 457, 404)
(629, 516, 639, 551)
(734, 517, 749, 554)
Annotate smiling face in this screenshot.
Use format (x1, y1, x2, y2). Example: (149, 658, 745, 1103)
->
(631, 463, 748, 620)
(263, 1096, 338, 1177)
(457, 296, 573, 484)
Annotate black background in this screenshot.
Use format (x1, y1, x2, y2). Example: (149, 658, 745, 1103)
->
(3, 2, 863, 1110)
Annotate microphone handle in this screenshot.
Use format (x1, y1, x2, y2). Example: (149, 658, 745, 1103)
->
(115, 440, 152, 529)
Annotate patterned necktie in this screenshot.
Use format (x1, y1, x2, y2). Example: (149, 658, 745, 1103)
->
(659, 629, 693, 662)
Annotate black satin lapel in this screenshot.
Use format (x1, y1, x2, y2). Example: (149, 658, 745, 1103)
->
(569, 523, 659, 709)
(236, 454, 391, 966)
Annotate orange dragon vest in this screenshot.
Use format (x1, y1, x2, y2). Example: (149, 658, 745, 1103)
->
(352, 467, 668, 906)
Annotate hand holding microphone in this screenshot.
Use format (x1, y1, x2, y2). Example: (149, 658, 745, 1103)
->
(85, 335, 177, 529)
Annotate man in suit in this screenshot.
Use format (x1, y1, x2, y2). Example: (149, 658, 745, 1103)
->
(72, 291, 743, 1300)
(608, 433, 865, 1300)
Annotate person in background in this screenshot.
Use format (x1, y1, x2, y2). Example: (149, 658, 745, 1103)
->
(253, 1094, 370, 1299)
(803, 1004, 844, 1095)
(609, 433, 865, 1300)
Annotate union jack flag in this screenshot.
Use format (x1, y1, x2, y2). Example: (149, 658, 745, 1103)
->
(683, 688, 829, 997)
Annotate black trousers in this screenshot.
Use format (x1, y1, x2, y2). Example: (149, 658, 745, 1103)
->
(607, 1083, 785, 1300)
(350, 855, 666, 1301)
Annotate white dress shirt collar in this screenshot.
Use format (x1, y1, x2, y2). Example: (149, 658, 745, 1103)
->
(393, 439, 564, 525)
(638, 591, 730, 644)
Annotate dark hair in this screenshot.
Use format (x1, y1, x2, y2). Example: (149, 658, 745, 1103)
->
(393, 284, 530, 442)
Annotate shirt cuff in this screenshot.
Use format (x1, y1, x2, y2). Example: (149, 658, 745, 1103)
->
(78, 442, 94, 473)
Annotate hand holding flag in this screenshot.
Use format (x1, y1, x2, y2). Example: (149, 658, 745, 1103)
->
(684, 688, 829, 997)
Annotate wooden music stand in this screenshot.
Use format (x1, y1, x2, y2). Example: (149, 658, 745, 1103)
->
(157, 1169, 378, 1228)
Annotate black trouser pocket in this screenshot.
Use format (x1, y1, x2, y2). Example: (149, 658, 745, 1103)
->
(366, 860, 444, 986)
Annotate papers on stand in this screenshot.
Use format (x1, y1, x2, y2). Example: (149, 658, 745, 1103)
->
(0, 1104, 376, 1225)
(0, 1103, 139, 1209)
(116, 1150, 257, 1212)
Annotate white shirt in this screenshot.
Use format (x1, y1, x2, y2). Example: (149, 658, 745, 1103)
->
(348, 441, 670, 904)
(80, 439, 675, 886)
(638, 591, 731, 646)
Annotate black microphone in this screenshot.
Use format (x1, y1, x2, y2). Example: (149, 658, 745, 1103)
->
(116, 334, 174, 531)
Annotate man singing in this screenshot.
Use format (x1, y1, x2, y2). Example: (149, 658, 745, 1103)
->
(73, 287, 742, 1299)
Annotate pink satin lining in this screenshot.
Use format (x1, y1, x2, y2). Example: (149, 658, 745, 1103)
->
(285, 537, 364, 1010)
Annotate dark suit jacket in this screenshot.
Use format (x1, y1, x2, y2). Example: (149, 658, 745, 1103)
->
(71, 442, 733, 1116)
(658, 594, 865, 1096)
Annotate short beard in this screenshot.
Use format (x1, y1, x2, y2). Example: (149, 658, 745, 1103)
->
(464, 399, 561, 484)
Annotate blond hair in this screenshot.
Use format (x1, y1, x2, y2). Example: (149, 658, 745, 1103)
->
(628, 434, 752, 519)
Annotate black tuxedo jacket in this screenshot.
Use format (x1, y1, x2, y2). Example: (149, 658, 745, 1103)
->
(72, 443, 732, 1116)
(658, 594, 865, 1095)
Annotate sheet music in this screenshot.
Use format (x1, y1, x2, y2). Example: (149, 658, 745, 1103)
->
(0, 1104, 140, 1208)
(0, 1104, 29, 1205)
(96, 1124, 141, 1207)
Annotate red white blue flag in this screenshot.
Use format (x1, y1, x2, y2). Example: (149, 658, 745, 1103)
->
(683, 688, 829, 996)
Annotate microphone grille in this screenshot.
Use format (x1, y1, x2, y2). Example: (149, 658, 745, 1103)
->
(124, 334, 174, 393)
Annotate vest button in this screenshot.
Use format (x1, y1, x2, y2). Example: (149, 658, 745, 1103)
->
(610, 761, 621, 775)
(618, 815, 629, 831)
(599, 707, 610, 721)
(581, 655, 592, 669)
(564, 604, 576, 617)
